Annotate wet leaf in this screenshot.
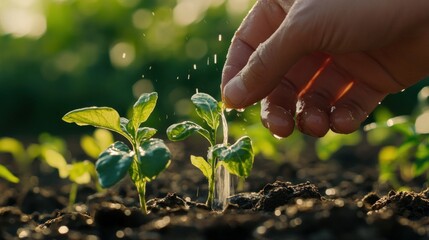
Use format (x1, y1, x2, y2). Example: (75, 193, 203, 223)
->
(128, 92, 157, 132)
(167, 121, 210, 143)
(190, 155, 212, 179)
(96, 141, 133, 188)
(191, 92, 221, 130)
(213, 136, 254, 178)
(135, 138, 171, 181)
(63, 107, 127, 137)
(0, 164, 19, 183)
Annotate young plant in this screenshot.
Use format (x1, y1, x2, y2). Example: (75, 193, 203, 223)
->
(166, 92, 254, 208)
(39, 147, 97, 209)
(364, 87, 429, 188)
(62, 92, 171, 214)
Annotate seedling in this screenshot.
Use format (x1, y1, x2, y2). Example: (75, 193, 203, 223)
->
(167, 92, 254, 208)
(364, 87, 429, 188)
(40, 147, 97, 209)
(63, 92, 171, 214)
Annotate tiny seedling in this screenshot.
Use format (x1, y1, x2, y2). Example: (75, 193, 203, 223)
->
(63, 92, 171, 214)
(167, 92, 254, 208)
(40, 146, 97, 209)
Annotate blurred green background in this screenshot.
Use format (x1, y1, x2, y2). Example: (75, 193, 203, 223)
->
(0, 0, 427, 138)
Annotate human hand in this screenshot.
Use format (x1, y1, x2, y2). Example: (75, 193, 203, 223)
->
(221, 0, 429, 138)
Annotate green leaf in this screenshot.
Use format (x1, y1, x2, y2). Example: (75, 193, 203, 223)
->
(63, 107, 127, 137)
(129, 92, 157, 132)
(191, 92, 221, 130)
(81, 129, 114, 159)
(95, 141, 133, 188)
(135, 138, 171, 181)
(213, 136, 254, 178)
(0, 164, 19, 183)
(40, 148, 69, 178)
(0, 137, 26, 164)
(136, 127, 157, 144)
(69, 160, 95, 184)
(166, 121, 210, 142)
(190, 155, 212, 179)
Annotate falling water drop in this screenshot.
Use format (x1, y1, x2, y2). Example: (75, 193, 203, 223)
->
(218, 34, 222, 41)
(214, 54, 217, 64)
(273, 134, 283, 140)
(122, 53, 126, 59)
(149, 66, 152, 70)
(187, 74, 190, 80)
(207, 57, 210, 66)
(193, 64, 197, 70)
(141, 74, 145, 78)
(195, 88, 199, 93)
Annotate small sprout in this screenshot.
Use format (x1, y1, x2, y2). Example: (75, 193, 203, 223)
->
(167, 92, 254, 208)
(63, 92, 171, 214)
(40, 145, 97, 209)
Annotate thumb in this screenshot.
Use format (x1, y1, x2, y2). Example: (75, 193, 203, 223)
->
(223, 15, 310, 109)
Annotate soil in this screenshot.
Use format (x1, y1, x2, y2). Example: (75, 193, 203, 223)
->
(1, 139, 429, 240)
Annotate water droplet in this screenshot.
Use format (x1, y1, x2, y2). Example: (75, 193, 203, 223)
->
(401, 89, 405, 92)
(225, 108, 233, 113)
(218, 34, 222, 41)
(378, 101, 381, 105)
(207, 57, 210, 65)
(236, 108, 245, 112)
(176, 76, 179, 80)
(141, 74, 145, 78)
(149, 66, 152, 70)
(195, 88, 199, 93)
(296, 99, 305, 114)
(152, 12, 155, 16)
(214, 54, 217, 64)
(187, 74, 190, 80)
(193, 64, 197, 70)
(273, 134, 283, 140)
(122, 53, 126, 58)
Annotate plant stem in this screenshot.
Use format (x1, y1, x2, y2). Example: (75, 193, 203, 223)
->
(68, 182, 78, 211)
(132, 141, 148, 214)
(136, 180, 148, 214)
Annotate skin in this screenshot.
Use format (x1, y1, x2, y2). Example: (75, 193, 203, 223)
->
(221, 0, 429, 138)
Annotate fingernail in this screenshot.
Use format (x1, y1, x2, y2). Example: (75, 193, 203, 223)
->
(223, 75, 247, 107)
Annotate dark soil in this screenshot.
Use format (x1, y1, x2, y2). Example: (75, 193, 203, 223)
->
(1, 140, 429, 239)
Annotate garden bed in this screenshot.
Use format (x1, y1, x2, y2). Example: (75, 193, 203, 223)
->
(1, 138, 429, 240)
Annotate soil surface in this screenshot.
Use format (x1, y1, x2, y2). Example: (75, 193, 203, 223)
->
(1, 139, 429, 239)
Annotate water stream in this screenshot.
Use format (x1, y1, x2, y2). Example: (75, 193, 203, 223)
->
(212, 108, 233, 211)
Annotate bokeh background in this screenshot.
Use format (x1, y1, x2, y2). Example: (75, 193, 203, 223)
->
(0, 0, 428, 138)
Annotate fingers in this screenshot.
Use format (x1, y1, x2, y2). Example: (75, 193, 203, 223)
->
(259, 53, 386, 138)
(330, 82, 387, 134)
(222, 0, 288, 88)
(222, 0, 310, 109)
